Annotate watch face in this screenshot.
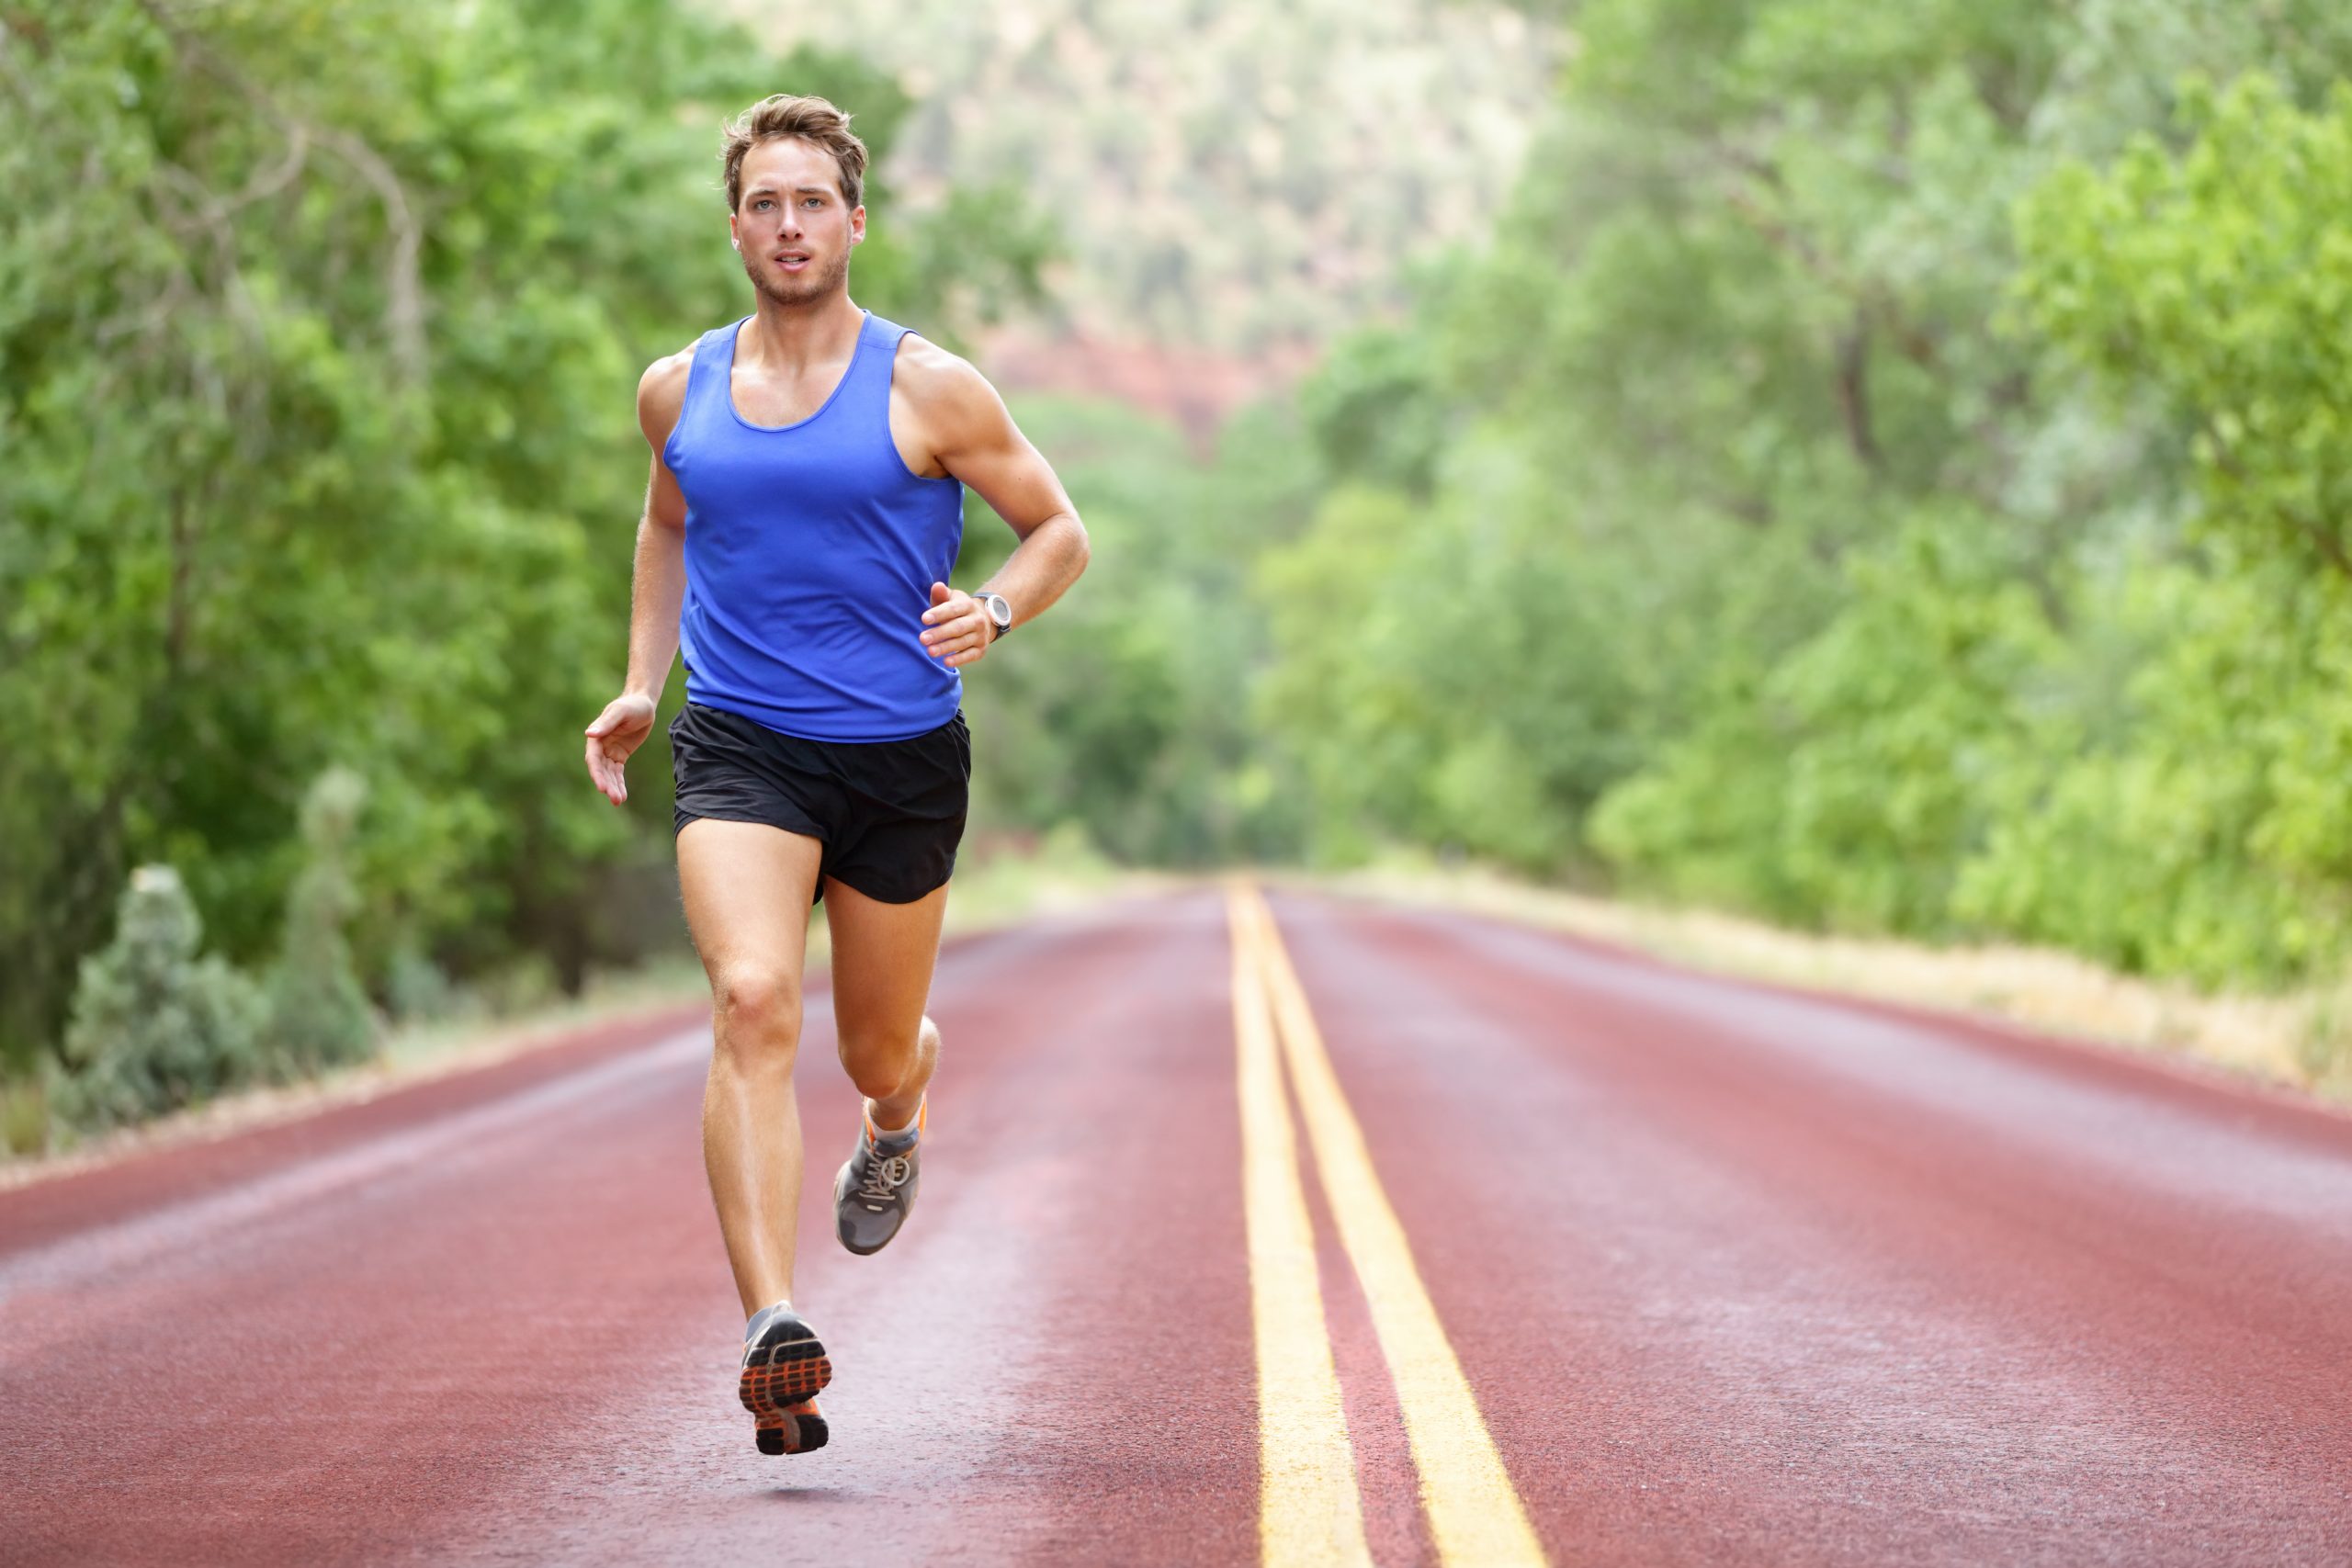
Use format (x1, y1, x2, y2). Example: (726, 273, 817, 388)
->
(987, 596, 1011, 627)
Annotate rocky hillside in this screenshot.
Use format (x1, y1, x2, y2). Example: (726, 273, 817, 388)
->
(722, 0, 1559, 403)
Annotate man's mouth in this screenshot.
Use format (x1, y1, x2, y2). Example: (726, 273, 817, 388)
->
(775, 252, 810, 271)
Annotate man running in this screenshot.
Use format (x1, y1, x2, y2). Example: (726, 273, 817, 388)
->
(580, 93, 1090, 1457)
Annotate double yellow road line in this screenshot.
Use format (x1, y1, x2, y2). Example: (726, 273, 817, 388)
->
(1227, 882, 1546, 1567)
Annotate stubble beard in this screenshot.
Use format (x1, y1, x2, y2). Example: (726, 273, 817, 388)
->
(742, 244, 851, 310)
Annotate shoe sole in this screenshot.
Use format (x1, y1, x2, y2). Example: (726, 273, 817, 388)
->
(753, 1400, 830, 1456)
(741, 1325, 833, 1455)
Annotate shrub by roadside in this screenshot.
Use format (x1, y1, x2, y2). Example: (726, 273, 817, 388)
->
(42, 865, 271, 1136)
(3, 828, 1170, 1171)
(261, 768, 379, 1078)
(31, 771, 385, 1153)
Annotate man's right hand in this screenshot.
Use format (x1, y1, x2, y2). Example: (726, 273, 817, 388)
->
(583, 693, 658, 806)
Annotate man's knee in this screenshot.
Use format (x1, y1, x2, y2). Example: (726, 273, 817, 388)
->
(710, 965, 802, 1063)
(837, 1014, 936, 1102)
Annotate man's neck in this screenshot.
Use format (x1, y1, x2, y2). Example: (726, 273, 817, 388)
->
(740, 292, 864, 373)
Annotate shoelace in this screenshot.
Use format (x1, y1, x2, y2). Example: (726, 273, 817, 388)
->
(855, 1145, 913, 1203)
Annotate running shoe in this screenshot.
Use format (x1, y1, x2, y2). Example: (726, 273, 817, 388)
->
(752, 1398, 828, 1457)
(832, 1099, 924, 1256)
(740, 1304, 832, 1455)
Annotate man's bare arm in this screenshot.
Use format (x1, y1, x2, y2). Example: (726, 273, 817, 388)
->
(899, 338, 1090, 666)
(584, 350, 694, 806)
(625, 351, 692, 694)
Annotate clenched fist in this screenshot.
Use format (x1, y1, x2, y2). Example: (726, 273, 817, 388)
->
(919, 579, 997, 669)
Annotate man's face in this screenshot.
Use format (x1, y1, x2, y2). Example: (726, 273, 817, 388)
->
(729, 138, 863, 308)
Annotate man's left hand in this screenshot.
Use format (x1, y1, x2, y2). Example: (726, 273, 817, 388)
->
(919, 580, 995, 669)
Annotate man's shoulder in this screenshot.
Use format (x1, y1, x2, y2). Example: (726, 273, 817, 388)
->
(879, 331, 997, 453)
(888, 330, 1001, 422)
(637, 336, 703, 446)
(639, 335, 702, 399)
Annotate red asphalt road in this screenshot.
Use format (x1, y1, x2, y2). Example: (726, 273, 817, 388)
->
(4, 886, 2350, 1565)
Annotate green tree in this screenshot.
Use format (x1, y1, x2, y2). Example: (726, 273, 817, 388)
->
(1974, 70, 2352, 981)
(1256, 0, 2352, 986)
(1, 0, 1054, 1078)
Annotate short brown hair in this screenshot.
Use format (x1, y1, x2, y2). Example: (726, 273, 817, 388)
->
(720, 94, 868, 214)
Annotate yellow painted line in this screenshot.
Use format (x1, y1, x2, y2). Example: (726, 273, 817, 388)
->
(1240, 884, 1549, 1568)
(1227, 882, 1374, 1568)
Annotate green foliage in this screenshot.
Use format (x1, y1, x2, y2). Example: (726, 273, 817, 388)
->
(2018, 73, 2352, 579)
(0, 1078, 47, 1158)
(1, 0, 1053, 1077)
(1253, 434, 1660, 879)
(1947, 553, 2352, 987)
(1593, 512, 2058, 934)
(1959, 70, 2352, 984)
(48, 866, 269, 1134)
(264, 768, 379, 1076)
(384, 945, 465, 1026)
(1296, 327, 1449, 496)
(1253, 1, 2352, 990)
(961, 393, 1321, 866)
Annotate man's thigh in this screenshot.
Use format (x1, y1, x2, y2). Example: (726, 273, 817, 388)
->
(677, 818, 826, 993)
(823, 875, 950, 1049)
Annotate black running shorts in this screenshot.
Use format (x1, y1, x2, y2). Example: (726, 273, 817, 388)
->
(669, 701, 970, 906)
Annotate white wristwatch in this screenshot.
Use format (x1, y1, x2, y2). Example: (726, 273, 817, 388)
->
(974, 592, 1013, 640)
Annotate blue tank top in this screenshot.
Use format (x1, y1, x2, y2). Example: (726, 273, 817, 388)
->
(665, 308, 967, 741)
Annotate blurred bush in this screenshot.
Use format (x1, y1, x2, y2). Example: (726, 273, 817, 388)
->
(46, 866, 269, 1134)
(262, 768, 379, 1077)
(384, 946, 467, 1028)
